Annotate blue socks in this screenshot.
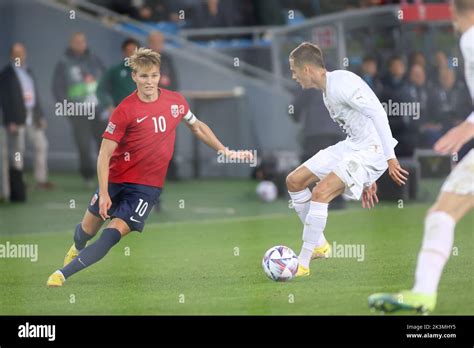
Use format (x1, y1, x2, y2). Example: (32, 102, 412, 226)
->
(74, 223, 94, 251)
(61, 228, 122, 279)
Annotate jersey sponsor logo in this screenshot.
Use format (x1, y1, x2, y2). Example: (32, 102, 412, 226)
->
(106, 122, 116, 134)
(171, 104, 179, 118)
(136, 116, 149, 123)
(90, 193, 98, 206)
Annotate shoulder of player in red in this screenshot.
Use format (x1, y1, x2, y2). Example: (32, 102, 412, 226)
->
(102, 88, 190, 142)
(112, 88, 189, 117)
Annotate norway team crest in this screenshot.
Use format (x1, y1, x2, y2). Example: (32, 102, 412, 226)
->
(171, 104, 179, 118)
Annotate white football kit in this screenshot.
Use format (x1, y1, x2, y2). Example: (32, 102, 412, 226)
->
(303, 70, 398, 200)
(441, 25, 474, 195)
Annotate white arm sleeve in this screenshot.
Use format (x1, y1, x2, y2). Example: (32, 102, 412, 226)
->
(467, 111, 474, 124)
(343, 79, 397, 160)
(183, 109, 197, 125)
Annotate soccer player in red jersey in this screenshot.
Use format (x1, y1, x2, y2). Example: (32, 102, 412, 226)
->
(47, 48, 253, 286)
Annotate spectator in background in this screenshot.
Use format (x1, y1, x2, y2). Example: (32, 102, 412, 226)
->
(148, 31, 178, 91)
(0, 43, 53, 191)
(167, 0, 196, 23)
(52, 32, 105, 186)
(424, 68, 472, 148)
(134, 0, 173, 22)
(434, 50, 449, 71)
(359, 55, 384, 98)
(381, 55, 417, 157)
(97, 38, 139, 119)
(402, 63, 428, 144)
(191, 0, 243, 28)
(238, 0, 258, 26)
(405, 64, 429, 116)
(409, 51, 433, 89)
(409, 52, 426, 70)
(428, 50, 449, 84)
(381, 55, 407, 103)
(251, 0, 285, 26)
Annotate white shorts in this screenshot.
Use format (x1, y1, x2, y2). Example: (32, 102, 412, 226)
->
(441, 149, 474, 195)
(303, 140, 388, 200)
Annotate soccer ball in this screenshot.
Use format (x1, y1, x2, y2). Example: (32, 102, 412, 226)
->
(256, 180, 278, 202)
(262, 245, 299, 281)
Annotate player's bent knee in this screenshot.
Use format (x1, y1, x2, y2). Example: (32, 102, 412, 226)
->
(81, 212, 103, 236)
(107, 218, 131, 237)
(286, 172, 304, 192)
(312, 184, 331, 202)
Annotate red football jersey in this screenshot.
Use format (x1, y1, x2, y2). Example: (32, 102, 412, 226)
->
(103, 88, 190, 187)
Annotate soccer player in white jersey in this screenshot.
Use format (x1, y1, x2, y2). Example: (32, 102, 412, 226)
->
(286, 42, 409, 277)
(369, 0, 474, 314)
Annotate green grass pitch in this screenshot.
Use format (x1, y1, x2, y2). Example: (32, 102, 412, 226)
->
(0, 174, 472, 315)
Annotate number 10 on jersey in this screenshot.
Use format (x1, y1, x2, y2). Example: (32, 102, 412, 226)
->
(152, 116, 166, 133)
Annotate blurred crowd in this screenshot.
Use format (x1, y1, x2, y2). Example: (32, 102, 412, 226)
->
(356, 52, 472, 157)
(90, 0, 401, 28)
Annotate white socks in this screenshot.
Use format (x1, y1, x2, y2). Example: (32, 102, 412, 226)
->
(289, 189, 327, 247)
(412, 211, 455, 295)
(298, 201, 329, 268)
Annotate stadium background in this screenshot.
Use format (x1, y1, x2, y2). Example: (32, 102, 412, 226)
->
(0, 0, 472, 315)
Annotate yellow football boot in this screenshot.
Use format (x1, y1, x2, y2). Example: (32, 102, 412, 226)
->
(46, 271, 65, 287)
(295, 264, 310, 277)
(311, 241, 331, 260)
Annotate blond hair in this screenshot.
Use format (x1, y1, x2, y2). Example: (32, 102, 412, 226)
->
(129, 47, 161, 72)
(290, 42, 325, 69)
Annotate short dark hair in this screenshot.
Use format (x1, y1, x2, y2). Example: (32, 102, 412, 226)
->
(388, 55, 404, 66)
(289, 42, 325, 68)
(122, 38, 140, 51)
(454, 0, 474, 12)
(362, 55, 376, 64)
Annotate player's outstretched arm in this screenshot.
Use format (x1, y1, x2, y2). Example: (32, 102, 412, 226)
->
(97, 138, 118, 220)
(185, 119, 254, 162)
